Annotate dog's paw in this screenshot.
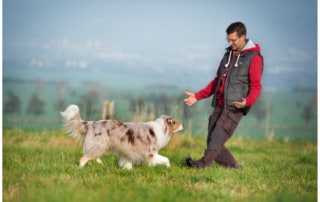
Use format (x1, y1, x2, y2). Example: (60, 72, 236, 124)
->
(122, 164, 133, 169)
(96, 158, 103, 164)
(151, 154, 170, 168)
(79, 156, 90, 167)
(119, 158, 133, 169)
(164, 158, 170, 167)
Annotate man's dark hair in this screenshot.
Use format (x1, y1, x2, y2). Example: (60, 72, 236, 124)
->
(226, 22, 246, 38)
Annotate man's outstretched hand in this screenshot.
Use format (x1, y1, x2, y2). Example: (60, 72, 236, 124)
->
(184, 91, 197, 106)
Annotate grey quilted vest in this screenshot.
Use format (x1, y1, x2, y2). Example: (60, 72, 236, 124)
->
(212, 49, 262, 115)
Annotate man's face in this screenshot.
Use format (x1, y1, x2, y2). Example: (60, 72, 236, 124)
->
(227, 32, 246, 51)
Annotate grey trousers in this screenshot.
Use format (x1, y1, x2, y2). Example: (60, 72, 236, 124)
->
(206, 107, 243, 168)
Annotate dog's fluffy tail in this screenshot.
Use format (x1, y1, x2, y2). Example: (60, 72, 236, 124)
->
(61, 104, 85, 140)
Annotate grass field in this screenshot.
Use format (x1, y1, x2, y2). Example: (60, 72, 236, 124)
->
(3, 129, 317, 202)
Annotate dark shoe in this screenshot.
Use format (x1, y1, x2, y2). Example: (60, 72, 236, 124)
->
(185, 157, 196, 168)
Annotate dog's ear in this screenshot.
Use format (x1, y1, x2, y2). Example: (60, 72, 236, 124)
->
(166, 117, 176, 126)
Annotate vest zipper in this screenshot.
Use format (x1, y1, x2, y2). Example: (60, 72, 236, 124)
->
(224, 56, 234, 108)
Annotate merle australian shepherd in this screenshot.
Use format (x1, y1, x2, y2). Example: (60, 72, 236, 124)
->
(61, 105, 183, 169)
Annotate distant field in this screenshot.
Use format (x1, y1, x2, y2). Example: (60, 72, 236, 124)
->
(2, 81, 317, 141)
(3, 129, 317, 202)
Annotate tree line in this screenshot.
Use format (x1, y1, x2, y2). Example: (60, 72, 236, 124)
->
(3, 87, 317, 125)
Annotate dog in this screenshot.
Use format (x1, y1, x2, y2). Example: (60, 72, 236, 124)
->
(61, 105, 183, 169)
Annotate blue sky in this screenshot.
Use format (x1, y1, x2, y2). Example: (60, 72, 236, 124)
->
(3, 0, 318, 91)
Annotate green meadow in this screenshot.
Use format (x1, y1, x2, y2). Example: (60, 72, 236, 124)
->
(3, 81, 317, 201)
(3, 129, 317, 202)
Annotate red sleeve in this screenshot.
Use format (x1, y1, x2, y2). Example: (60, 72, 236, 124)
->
(245, 54, 263, 106)
(194, 68, 219, 101)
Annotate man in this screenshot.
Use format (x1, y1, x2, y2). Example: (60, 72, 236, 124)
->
(184, 22, 263, 169)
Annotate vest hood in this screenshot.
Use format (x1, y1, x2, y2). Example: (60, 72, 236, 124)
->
(241, 39, 261, 53)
